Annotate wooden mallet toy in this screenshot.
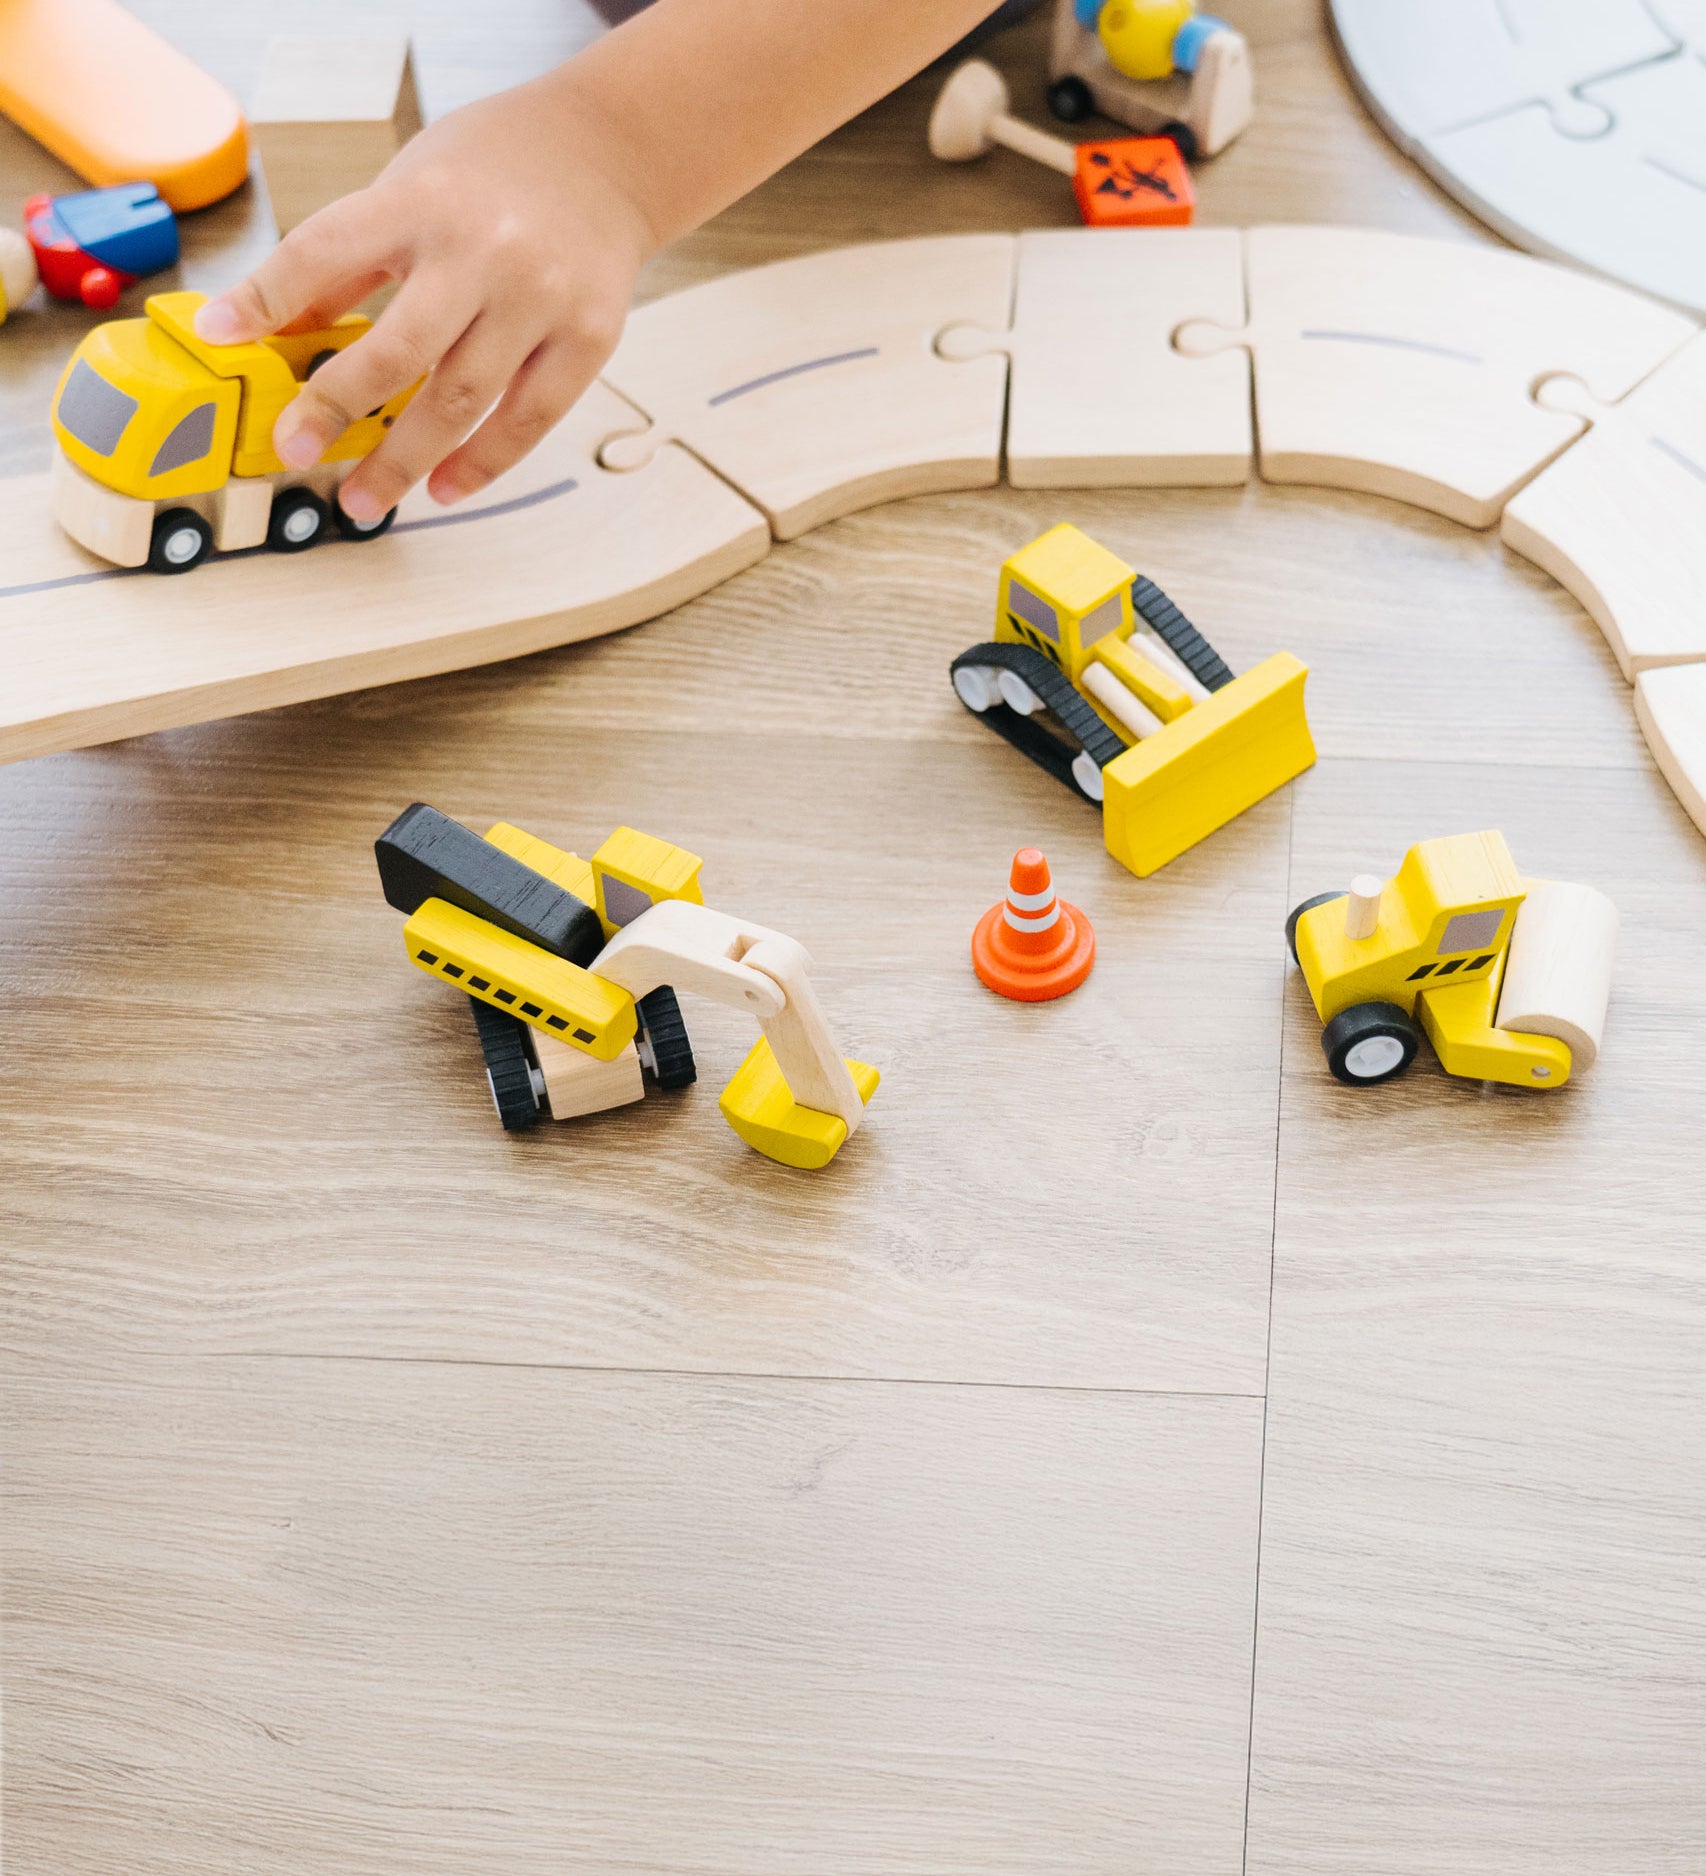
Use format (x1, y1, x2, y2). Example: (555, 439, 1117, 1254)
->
(928, 58, 1193, 228)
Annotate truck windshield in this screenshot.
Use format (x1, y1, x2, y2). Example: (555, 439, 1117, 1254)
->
(57, 359, 139, 458)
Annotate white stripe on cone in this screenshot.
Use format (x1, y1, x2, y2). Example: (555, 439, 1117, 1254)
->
(1004, 896, 1061, 933)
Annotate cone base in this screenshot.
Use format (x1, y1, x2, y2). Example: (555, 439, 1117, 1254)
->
(972, 899, 1095, 1002)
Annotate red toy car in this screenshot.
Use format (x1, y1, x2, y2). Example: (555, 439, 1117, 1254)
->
(25, 182, 179, 310)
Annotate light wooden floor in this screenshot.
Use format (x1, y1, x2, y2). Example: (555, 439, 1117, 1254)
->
(4, 6, 1704, 1873)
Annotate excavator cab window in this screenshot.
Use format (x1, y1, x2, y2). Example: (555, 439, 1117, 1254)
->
(1008, 580, 1060, 643)
(56, 359, 137, 457)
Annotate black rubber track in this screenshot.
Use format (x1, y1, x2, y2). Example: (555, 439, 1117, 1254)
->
(469, 996, 542, 1131)
(1129, 576, 1236, 693)
(636, 985, 696, 1090)
(950, 640, 1125, 803)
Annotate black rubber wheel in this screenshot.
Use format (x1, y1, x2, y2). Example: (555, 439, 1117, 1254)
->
(636, 985, 696, 1090)
(1321, 1001, 1419, 1087)
(1160, 119, 1200, 162)
(469, 996, 543, 1131)
(306, 348, 339, 378)
(1047, 75, 1094, 123)
(147, 507, 213, 574)
(334, 503, 398, 542)
(267, 487, 330, 553)
(1286, 892, 1346, 966)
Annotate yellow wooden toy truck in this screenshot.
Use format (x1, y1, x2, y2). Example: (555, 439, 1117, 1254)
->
(49, 288, 416, 572)
(951, 523, 1315, 877)
(1288, 830, 1618, 1089)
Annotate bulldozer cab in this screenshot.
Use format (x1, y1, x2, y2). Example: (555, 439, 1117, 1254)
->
(995, 523, 1134, 684)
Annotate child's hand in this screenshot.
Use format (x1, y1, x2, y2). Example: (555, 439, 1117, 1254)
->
(194, 77, 658, 523)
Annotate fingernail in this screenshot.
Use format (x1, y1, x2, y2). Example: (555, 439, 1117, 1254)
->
(277, 424, 323, 469)
(430, 475, 471, 506)
(193, 298, 242, 343)
(340, 485, 382, 522)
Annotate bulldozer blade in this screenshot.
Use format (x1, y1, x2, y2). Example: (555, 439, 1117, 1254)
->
(1100, 652, 1316, 878)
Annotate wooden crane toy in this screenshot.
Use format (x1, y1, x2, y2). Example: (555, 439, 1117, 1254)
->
(927, 58, 1194, 227)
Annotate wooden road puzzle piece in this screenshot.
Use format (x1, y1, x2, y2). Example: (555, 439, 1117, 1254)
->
(0, 381, 769, 765)
(1634, 663, 1706, 842)
(1328, 0, 1677, 140)
(1174, 225, 1698, 527)
(936, 227, 1251, 489)
(595, 236, 1014, 539)
(1502, 336, 1706, 679)
(1423, 53, 1706, 316)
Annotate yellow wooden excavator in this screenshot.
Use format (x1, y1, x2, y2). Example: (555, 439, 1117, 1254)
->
(376, 805, 878, 1171)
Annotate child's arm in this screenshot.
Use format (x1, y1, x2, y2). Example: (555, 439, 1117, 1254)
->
(195, 0, 1001, 523)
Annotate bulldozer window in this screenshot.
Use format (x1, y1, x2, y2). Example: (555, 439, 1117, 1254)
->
(149, 402, 219, 478)
(1079, 593, 1122, 650)
(57, 359, 138, 457)
(1009, 580, 1060, 642)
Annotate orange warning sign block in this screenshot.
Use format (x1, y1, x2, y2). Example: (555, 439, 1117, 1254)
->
(1072, 136, 1194, 229)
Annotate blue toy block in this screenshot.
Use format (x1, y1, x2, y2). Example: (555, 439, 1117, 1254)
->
(54, 183, 179, 278)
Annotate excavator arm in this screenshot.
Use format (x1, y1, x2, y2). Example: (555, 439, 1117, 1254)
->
(591, 899, 878, 1169)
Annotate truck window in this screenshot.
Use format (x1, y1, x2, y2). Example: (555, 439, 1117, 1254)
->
(1438, 908, 1503, 955)
(1079, 593, 1122, 649)
(149, 403, 219, 477)
(1008, 580, 1059, 643)
(57, 360, 139, 457)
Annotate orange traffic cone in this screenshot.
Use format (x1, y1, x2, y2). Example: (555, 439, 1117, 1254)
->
(972, 848, 1095, 1002)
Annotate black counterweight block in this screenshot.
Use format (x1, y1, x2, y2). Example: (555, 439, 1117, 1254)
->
(375, 802, 605, 966)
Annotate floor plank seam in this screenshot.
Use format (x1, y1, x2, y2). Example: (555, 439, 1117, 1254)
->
(1241, 780, 1293, 1876)
(153, 1347, 1273, 1400)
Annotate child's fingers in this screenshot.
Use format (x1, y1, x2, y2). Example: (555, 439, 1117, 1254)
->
(193, 194, 397, 346)
(333, 310, 537, 521)
(271, 274, 481, 472)
(275, 270, 394, 336)
(423, 338, 592, 504)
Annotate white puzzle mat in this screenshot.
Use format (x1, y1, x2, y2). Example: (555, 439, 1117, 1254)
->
(1329, 0, 1706, 314)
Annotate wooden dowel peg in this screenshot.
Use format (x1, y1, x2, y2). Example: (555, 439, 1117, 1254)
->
(1345, 874, 1383, 940)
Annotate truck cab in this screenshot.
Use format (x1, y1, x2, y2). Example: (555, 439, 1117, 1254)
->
(50, 290, 416, 571)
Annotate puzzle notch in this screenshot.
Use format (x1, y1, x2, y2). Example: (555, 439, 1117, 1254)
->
(595, 235, 1016, 540)
(1166, 224, 1697, 528)
(940, 228, 1251, 488)
(1503, 335, 1706, 678)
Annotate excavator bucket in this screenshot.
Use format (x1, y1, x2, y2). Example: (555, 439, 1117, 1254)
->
(719, 1037, 881, 1171)
(1100, 652, 1316, 878)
